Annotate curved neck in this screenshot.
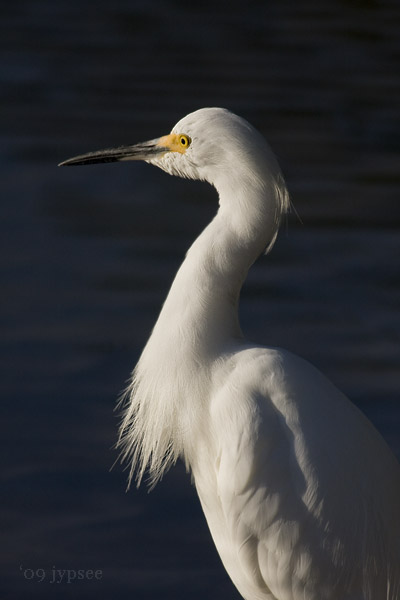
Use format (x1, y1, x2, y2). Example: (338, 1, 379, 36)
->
(119, 176, 285, 487)
(155, 205, 269, 358)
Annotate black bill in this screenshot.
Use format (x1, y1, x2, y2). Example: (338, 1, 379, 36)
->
(58, 138, 168, 166)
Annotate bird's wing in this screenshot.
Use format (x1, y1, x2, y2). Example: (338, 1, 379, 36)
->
(204, 347, 400, 600)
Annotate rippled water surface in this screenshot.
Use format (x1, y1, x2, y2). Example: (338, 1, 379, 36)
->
(1, 1, 400, 598)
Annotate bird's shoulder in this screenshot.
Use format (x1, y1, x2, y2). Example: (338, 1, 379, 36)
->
(209, 346, 309, 496)
(209, 345, 335, 454)
(208, 343, 400, 504)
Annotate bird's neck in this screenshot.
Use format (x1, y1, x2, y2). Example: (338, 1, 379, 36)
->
(155, 216, 249, 353)
(153, 178, 275, 358)
(120, 176, 286, 487)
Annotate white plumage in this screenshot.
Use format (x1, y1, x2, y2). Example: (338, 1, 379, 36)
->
(61, 108, 400, 600)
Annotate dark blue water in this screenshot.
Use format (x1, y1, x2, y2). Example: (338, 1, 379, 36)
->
(1, 1, 400, 598)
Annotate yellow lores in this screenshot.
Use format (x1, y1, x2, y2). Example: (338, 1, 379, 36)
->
(157, 133, 191, 154)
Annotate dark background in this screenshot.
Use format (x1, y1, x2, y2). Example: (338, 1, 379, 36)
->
(1, 1, 399, 598)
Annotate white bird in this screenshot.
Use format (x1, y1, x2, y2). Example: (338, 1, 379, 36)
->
(60, 108, 400, 600)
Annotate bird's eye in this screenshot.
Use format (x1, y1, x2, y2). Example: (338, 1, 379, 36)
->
(179, 135, 191, 148)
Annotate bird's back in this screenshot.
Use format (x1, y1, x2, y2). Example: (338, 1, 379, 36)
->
(191, 346, 400, 600)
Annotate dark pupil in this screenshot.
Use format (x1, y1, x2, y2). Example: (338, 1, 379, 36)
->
(181, 137, 186, 145)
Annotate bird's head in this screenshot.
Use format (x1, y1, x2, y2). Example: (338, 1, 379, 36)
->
(59, 107, 281, 189)
(59, 108, 290, 252)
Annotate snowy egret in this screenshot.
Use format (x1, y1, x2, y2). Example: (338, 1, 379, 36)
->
(60, 108, 400, 600)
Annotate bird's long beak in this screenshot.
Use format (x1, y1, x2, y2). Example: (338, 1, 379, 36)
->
(58, 138, 169, 167)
